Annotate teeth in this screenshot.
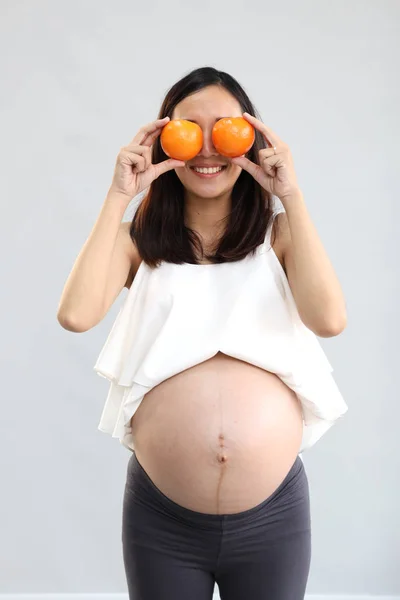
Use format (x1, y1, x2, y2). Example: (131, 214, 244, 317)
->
(193, 166, 224, 174)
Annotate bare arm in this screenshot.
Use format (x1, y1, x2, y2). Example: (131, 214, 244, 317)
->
(57, 117, 185, 333)
(57, 190, 137, 333)
(278, 193, 347, 337)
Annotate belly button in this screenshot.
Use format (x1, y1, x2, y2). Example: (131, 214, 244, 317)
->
(217, 433, 228, 463)
(217, 453, 228, 463)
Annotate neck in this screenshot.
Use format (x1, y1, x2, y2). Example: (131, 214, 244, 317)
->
(183, 190, 232, 238)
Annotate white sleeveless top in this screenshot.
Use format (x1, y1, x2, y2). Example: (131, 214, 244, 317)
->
(94, 205, 348, 455)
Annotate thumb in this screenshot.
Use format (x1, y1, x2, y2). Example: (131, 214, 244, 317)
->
(154, 158, 186, 178)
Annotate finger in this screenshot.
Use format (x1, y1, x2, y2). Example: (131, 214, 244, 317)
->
(120, 150, 146, 172)
(143, 145, 152, 170)
(153, 158, 186, 178)
(231, 155, 266, 183)
(122, 145, 152, 170)
(242, 112, 282, 149)
(259, 147, 277, 160)
(261, 153, 286, 175)
(130, 117, 170, 147)
(138, 145, 152, 170)
(141, 123, 168, 148)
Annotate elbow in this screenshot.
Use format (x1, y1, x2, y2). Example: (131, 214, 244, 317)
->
(300, 305, 347, 338)
(316, 313, 348, 338)
(57, 311, 91, 333)
(57, 299, 105, 332)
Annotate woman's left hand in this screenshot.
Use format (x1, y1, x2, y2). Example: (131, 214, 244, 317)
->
(231, 112, 301, 201)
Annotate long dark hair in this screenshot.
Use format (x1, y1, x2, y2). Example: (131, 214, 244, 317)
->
(130, 66, 277, 267)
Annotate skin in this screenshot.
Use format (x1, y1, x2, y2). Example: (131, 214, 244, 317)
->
(130, 86, 306, 514)
(172, 88, 346, 334)
(172, 85, 244, 242)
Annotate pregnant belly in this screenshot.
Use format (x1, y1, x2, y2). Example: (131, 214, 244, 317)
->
(130, 352, 304, 514)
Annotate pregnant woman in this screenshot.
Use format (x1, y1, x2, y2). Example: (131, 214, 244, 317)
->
(57, 66, 348, 600)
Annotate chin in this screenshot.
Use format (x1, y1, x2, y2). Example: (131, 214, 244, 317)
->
(185, 182, 234, 199)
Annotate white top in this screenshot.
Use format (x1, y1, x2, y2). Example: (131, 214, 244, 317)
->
(94, 204, 348, 455)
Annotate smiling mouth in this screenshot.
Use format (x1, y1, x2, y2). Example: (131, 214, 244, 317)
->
(189, 165, 228, 177)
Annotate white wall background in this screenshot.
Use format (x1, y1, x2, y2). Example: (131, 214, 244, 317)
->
(1, 0, 399, 597)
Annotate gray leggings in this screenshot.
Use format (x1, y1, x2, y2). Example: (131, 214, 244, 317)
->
(122, 452, 311, 600)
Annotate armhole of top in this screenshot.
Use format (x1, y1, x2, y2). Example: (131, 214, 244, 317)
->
(264, 208, 286, 250)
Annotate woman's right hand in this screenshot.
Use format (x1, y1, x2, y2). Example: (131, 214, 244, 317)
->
(108, 117, 185, 200)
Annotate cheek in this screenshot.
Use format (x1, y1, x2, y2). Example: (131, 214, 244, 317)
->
(221, 164, 242, 190)
(170, 168, 192, 191)
(227, 164, 242, 181)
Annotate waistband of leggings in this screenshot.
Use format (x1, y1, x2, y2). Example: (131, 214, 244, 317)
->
(127, 450, 304, 524)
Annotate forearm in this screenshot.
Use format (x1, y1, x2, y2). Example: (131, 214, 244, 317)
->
(283, 192, 347, 337)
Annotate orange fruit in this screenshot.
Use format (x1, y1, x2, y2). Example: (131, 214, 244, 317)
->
(212, 117, 255, 158)
(160, 119, 203, 161)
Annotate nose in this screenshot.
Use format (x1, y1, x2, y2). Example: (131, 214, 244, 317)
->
(198, 128, 218, 158)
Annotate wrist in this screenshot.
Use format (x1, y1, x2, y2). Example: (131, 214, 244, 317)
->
(105, 188, 133, 207)
(279, 188, 304, 203)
